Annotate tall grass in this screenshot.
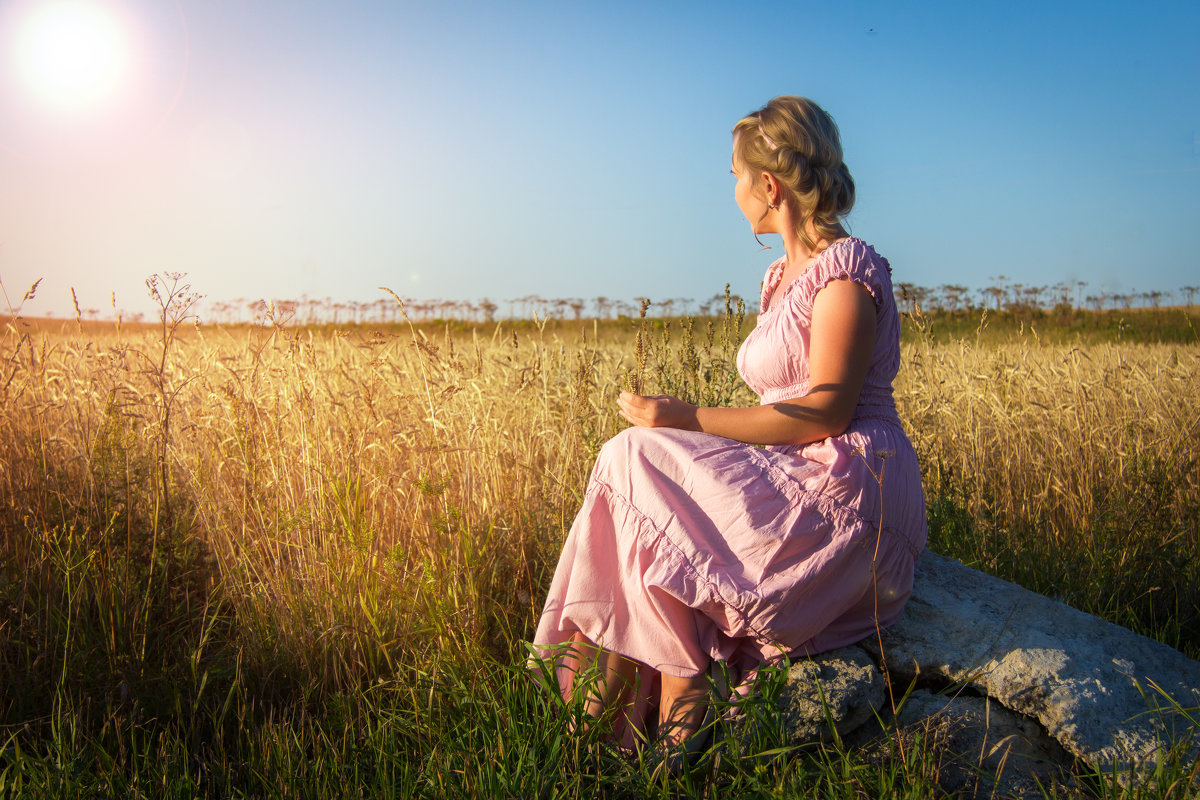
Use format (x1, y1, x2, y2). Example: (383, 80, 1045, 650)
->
(900, 332, 1200, 650)
(1, 282, 1198, 796)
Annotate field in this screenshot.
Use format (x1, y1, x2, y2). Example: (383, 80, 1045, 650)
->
(2, 284, 1199, 797)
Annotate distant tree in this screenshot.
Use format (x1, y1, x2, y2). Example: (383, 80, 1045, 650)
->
(911, 285, 931, 312)
(983, 276, 1008, 309)
(979, 285, 1005, 310)
(249, 299, 269, 322)
(508, 295, 531, 319)
(1051, 282, 1070, 308)
(1005, 283, 1024, 311)
(701, 293, 729, 317)
(939, 284, 969, 312)
(1181, 286, 1198, 308)
(1020, 284, 1047, 311)
(273, 299, 298, 326)
(479, 298, 498, 322)
(301, 294, 319, 325)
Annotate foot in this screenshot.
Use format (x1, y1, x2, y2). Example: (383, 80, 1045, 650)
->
(656, 671, 713, 758)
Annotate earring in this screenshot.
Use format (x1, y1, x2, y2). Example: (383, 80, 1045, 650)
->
(753, 207, 772, 250)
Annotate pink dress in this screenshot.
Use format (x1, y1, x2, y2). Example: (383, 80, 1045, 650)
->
(533, 238, 927, 737)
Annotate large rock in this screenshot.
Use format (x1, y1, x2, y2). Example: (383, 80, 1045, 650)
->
(778, 550, 1200, 787)
(876, 550, 1200, 774)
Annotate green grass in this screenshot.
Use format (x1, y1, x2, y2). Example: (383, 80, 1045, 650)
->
(0, 507, 942, 798)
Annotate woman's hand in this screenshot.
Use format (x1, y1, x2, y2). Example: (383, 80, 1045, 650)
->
(618, 391, 701, 431)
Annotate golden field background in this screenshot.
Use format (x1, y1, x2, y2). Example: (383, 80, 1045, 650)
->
(1, 285, 1199, 795)
(4, 300, 1197, 672)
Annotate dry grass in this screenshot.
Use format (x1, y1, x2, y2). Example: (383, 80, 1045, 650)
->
(3, 309, 1198, 676)
(2, 315, 630, 684)
(901, 336, 1199, 537)
(10, 315, 1200, 626)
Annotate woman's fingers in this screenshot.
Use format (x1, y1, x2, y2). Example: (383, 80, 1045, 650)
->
(618, 392, 696, 429)
(617, 390, 645, 425)
(618, 391, 655, 426)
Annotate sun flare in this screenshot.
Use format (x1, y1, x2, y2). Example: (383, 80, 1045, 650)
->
(12, 0, 130, 113)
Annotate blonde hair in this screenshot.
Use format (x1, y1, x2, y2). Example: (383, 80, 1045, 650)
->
(732, 96, 855, 253)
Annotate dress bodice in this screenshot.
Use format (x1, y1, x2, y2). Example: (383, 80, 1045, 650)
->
(735, 238, 901, 422)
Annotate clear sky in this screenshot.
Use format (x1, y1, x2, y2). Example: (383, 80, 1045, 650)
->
(2, 0, 1198, 320)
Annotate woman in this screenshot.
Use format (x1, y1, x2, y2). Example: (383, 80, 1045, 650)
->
(533, 96, 927, 755)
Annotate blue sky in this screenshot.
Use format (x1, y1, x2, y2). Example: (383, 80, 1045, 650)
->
(2, 0, 1197, 319)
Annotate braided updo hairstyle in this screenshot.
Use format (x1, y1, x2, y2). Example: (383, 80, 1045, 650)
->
(732, 96, 855, 254)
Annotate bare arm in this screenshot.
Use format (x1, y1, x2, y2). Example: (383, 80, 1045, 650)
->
(618, 278, 877, 446)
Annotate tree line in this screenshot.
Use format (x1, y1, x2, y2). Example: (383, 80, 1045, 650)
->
(896, 279, 1199, 315)
(49, 279, 1200, 326)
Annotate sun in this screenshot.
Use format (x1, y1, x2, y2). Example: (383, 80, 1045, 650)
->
(11, 0, 131, 114)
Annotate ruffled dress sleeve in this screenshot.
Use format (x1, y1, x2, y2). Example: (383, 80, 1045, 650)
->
(790, 238, 893, 316)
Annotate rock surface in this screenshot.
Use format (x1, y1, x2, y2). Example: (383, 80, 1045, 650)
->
(778, 550, 1200, 787)
(892, 689, 1074, 799)
(877, 550, 1200, 773)
(775, 645, 884, 744)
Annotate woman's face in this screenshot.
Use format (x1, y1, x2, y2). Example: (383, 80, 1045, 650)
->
(724, 139, 772, 232)
(732, 151, 771, 233)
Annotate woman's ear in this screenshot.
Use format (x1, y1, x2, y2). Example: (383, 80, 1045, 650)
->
(760, 172, 779, 206)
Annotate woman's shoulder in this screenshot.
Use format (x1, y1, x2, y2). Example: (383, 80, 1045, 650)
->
(818, 237, 891, 276)
(800, 237, 894, 306)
